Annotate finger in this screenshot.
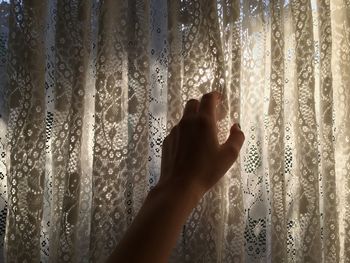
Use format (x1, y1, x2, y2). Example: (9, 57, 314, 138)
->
(226, 123, 245, 153)
(183, 99, 200, 118)
(199, 91, 221, 121)
(217, 123, 245, 173)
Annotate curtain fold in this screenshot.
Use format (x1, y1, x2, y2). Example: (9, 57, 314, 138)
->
(291, 0, 321, 261)
(0, 0, 349, 262)
(5, 1, 47, 261)
(49, 0, 92, 260)
(220, 1, 245, 262)
(332, 0, 350, 260)
(268, 0, 286, 261)
(318, 0, 339, 261)
(90, 0, 150, 261)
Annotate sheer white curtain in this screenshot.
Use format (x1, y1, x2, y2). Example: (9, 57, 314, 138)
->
(0, 0, 349, 262)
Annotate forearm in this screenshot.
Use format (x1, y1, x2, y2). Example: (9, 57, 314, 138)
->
(107, 92, 245, 263)
(107, 178, 203, 263)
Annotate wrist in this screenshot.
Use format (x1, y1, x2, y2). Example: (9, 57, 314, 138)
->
(152, 176, 204, 209)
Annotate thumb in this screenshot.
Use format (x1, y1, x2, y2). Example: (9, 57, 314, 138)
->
(216, 123, 245, 174)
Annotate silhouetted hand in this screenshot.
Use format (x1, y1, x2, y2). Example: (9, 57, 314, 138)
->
(159, 91, 245, 198)
(108, 91, 245, 263)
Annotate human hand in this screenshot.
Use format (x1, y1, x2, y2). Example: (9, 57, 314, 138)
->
(159, 91, 245, 198)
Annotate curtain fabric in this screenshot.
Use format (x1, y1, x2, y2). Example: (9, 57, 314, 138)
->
(0, 0, 349, 262)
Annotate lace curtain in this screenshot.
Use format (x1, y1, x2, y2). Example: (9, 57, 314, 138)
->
(0, 0, 349, 262)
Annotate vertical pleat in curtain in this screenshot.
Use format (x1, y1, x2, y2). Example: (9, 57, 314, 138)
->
(318, 0, 339, 261)
(268, 0, 286, 261)
(167, 0, 243, 262)
(292, 0, 321, 260)
(48, 0, 91, 261)
(89, 0, 150, 261)
(5, 1, 47, 261)
(333, 0, 350, 260)
(0, 0, 350, 262)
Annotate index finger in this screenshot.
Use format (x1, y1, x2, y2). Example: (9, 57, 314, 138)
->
(198, 91, 221, 121)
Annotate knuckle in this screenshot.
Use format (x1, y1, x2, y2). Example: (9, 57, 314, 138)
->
(227, 145, 239, 158)
(231, 128, 245, 142)
(227, 144, 237, 153)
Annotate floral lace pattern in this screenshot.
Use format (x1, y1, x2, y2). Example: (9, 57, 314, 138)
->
(0, 0, 349, 262)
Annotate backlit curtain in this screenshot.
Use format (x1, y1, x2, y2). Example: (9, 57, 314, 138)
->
(0, 0, 349, 262)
